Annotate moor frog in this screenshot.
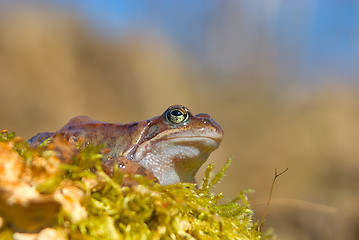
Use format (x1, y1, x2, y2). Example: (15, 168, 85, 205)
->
(29, 105, 223, 185)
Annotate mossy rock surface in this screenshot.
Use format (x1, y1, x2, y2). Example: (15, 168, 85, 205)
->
(0, 131, 275, 240)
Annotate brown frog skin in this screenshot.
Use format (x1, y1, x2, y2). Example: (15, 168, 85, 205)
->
(29, 105, 223, 185)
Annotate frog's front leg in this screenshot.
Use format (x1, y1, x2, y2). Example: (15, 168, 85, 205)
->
(28, 132, 54, 146)
(102, 157, 159, 186)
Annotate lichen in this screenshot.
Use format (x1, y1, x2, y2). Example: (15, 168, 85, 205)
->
(0, 130, 276, 240)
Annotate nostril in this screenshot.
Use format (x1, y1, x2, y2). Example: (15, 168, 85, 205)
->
(195, 113, 211, 119)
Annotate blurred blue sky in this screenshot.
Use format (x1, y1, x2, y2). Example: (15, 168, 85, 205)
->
(4, 0, 359, 83)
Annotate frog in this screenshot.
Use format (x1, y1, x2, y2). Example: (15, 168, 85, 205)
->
(29, 105, 223, 185)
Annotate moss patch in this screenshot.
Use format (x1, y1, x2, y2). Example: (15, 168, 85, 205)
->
(0, 131, 275, 240)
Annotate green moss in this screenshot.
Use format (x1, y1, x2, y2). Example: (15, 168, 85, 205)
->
(0, 229, 13, 240)
(0, 130, 16, 142)
(0, 131, 276, 240)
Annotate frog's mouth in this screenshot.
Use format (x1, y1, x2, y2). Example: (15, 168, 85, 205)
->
(158, 125, 223, 144)
(132, 135, 222, 163)
(161, 135, 221, 148)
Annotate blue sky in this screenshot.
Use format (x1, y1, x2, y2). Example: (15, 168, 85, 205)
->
(273, 0, 359, 82)
(4, 0, 359, 82)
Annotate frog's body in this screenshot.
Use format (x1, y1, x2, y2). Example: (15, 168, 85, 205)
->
(29, 105, 223, 185)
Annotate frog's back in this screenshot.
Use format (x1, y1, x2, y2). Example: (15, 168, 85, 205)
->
(29, 116, 108, 146)
(28, 115, 160, 185)
(28, 115, 143, 152)
(63, 115, 95, 126)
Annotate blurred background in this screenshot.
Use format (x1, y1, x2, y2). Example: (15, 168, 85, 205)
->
(1, 1, 359, 239)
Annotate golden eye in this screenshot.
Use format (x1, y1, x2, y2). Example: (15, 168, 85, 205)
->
(165, 107, 189, 124)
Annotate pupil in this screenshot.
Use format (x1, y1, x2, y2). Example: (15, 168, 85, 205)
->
(171, 110, 182, 116)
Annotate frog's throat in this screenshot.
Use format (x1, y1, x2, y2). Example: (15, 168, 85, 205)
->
(132, 135, 221, 185)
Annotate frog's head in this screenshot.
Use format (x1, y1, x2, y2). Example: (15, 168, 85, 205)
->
(132, 105, 223, 185)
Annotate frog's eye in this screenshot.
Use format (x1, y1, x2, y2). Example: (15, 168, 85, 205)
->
(165, 107, 189, 124)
